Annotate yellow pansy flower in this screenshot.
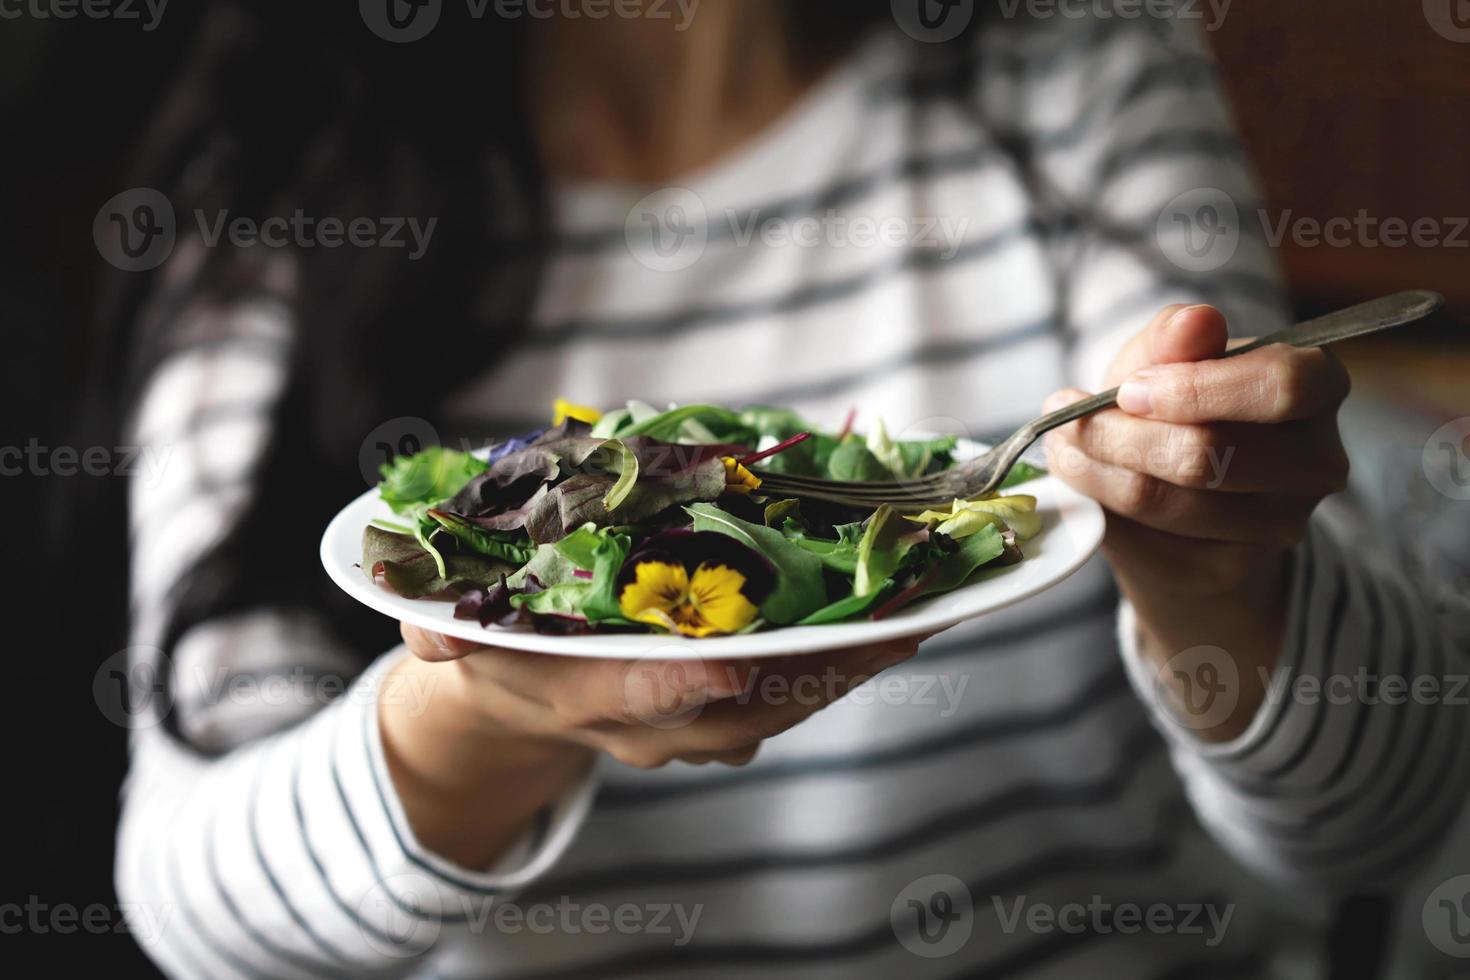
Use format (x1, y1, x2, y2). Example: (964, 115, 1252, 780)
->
(618, 560, 760, 637)
(552, 398, 603, 426)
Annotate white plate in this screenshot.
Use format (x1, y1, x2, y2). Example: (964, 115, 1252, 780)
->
(320, 442, 1104, 660)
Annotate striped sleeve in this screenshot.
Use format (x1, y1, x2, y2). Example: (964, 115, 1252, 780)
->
(1117, 513, 1470, 892)
(114, 287, 598, 978)
(979, 11, 1291, 390)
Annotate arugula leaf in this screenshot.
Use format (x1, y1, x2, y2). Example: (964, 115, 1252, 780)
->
(378, 447, 487, 515)
(685, 503, 826, 624)
(914, 525, 1007, 597)
(612, 404, 753, 444)
(780, 519, 860, 575)
(796, 582, 893, 625)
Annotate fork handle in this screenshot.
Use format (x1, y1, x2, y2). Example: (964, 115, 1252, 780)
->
(1021, 290, 1444, 438)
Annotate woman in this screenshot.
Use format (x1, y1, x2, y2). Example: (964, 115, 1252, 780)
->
(102, 1, 1469, 977)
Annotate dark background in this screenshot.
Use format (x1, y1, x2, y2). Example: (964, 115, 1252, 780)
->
(2, 2, 1466, 974)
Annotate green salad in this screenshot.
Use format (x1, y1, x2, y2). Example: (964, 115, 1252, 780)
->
(362, 400, 1044, 637)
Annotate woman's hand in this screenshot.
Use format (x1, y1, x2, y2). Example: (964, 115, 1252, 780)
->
(379, 625, 919, 866)
(1043, 304, 1350, 739)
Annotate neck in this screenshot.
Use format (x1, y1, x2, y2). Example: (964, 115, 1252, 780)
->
(527, 0, 820, 183)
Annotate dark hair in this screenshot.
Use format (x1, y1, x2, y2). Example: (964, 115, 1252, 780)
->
(80, 1, 908, 672)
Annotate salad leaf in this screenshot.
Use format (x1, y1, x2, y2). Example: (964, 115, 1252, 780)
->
(796, 582, 893, 625)
(425, 510, 536, 564)
(908, 495, 1041, 540)
(685, 503, 826, 625)
(780, 519, 860, 575)
(854, 505, 929, 597)
(378, 447, 487, 515)
(362, 526, 513, 598)
(1000, 460, 1046, 489)
(912, 525, 1007, 598)
(827, 436, 893, 483)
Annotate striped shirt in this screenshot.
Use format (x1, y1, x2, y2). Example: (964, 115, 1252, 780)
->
(116, 13, 1470, 980)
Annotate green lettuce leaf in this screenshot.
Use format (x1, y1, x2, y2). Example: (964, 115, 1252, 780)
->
(378, 447, 487, 515)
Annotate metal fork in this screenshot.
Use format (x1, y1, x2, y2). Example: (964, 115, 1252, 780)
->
(753, 290, 1445, 510)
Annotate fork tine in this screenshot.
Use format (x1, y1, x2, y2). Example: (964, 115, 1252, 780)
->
(748, 470, 951, 493)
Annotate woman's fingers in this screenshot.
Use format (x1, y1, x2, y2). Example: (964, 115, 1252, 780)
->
(1116, 345, 1351, 424)
(401, 623, 487, 662)
(400, 623, 921, 769)
(1043, 403, 1349, 496)
(1046, 448, 1317, 548)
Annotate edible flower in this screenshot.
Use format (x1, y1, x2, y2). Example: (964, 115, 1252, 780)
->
(552, 398, 603, 426)
(721, 456, 762, 494)
(616, 530, 773, 637)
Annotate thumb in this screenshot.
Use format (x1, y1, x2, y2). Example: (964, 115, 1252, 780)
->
(1150, 304, 1228, 367)
(1104, 304, 1229, 386)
